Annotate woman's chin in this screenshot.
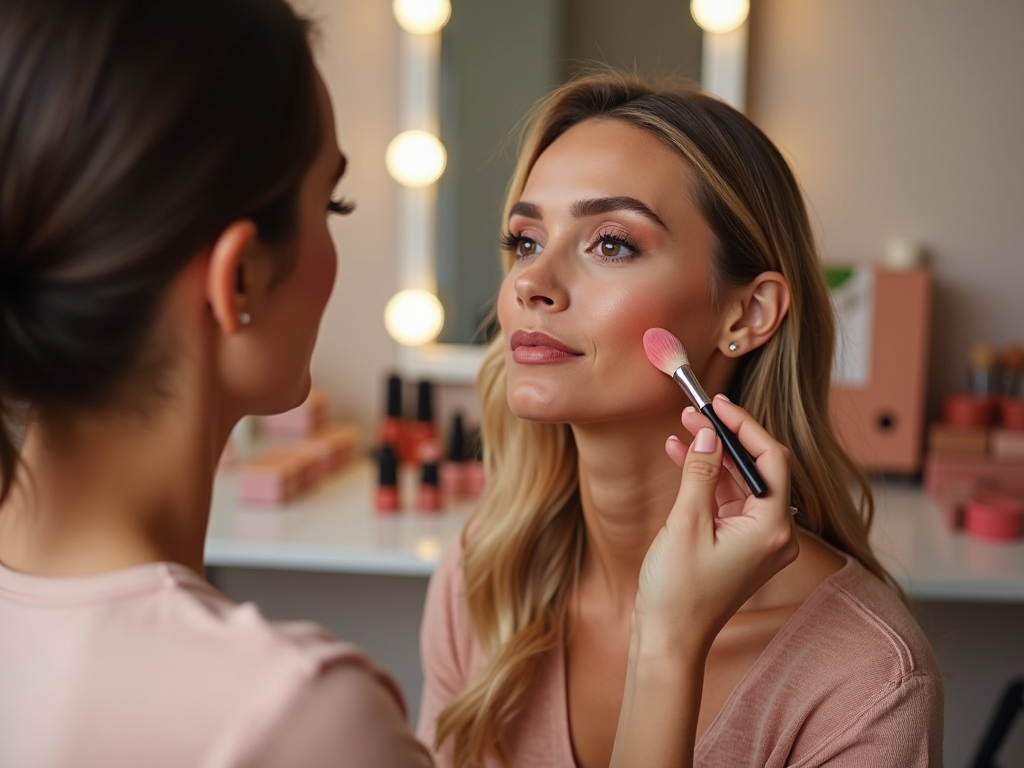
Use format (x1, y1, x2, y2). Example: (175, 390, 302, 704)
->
(506, 393, 574, 424)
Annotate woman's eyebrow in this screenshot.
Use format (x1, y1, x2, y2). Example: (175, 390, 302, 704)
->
(509, 201, 542, 220)
(570, 196, 667, 230)
(508, 196, 667, 231)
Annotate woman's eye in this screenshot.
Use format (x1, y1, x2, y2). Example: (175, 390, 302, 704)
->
(500, 231, 545, 259)
(593, 234, 639, 262)
(518, 238, 543, 257)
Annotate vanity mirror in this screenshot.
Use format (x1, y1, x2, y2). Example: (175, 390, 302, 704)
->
(394, 0, 749, 382)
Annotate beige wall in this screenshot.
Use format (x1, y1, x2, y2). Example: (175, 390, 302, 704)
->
(748, 0, 1024, 414)
(302, 0, 1024, 437)
(293, 0, 404, 438)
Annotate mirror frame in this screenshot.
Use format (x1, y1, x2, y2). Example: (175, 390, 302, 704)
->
(394, 20, 749, 384)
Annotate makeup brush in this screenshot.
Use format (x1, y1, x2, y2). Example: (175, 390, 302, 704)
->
(643, 328, 768, 498)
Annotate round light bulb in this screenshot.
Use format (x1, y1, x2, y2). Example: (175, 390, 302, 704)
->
(385, 130, 447, 187)
(384, 289, 445, 346)
(392, 0, 451, 35)
(690, 0, 749, 33)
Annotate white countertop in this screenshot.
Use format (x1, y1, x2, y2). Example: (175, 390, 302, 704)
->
(871, 478, 1024, 602)
(206, 459, 471, 577)
(205, 460, 1024, 602)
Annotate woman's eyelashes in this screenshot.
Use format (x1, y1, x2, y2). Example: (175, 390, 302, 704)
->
(327, 197, 355, 216)
(500, 230, 544, 259)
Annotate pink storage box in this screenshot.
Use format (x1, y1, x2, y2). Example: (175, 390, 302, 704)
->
(259, 389, 328, 438)
(238, 451, 309, 504)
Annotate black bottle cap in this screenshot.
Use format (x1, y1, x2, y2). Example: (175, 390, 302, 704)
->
(386, 374, 403, 418)
(417, 380, 434, 422)
(447, 413, 465, 462)
(421, 460, 439, 486)
(378, 444, 398, 486)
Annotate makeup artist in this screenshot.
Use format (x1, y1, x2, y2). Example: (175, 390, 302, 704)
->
(417, 72, 945, 768)
(0, 2, 796, 766)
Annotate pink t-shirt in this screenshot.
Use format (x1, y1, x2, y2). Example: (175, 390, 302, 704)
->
(0, 560, 433, 768)
(418, 538, 944, 767)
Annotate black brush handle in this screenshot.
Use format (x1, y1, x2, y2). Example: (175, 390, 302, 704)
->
(700, 403, 768, 498)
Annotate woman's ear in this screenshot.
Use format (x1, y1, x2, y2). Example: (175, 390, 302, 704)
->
(206, 220, 259, 334)
(719, 271, 791, 357)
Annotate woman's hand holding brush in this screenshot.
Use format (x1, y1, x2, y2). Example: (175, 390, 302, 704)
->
(611, 395, 798, 768)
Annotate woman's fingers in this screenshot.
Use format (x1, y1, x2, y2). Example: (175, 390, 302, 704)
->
(680, 407, 749, 501)
(706, 396, 785, 466)
(667, 427, 722, 540)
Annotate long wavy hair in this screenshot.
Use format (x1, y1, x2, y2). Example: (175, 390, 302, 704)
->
(434, 72, 901, 767)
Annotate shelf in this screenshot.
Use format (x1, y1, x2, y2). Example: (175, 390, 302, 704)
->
(206, 459, 471, 577)
(205, 461, 1024, 602)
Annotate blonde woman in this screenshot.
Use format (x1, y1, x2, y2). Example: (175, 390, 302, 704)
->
(418, 73, 944, 768)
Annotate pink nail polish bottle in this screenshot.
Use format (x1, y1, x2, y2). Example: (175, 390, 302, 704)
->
(440, 413, 466, 502)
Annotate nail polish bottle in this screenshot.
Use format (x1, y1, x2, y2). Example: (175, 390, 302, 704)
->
(418, 440, 443, 512)
(377, 374, 409, 460)
(463, 427, 486, 499)
(440, 413, 466, 501)
(407, 379, 437, 463)
(375, 444, 400, 513)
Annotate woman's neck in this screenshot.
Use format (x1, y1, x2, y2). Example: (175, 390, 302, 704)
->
(572, 414, 685, 614)
(0, 382, 233, 578)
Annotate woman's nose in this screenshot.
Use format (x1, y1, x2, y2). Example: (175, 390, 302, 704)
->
(514, 255, 569, 311)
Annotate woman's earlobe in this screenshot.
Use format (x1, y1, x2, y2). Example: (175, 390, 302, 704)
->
(723, 271, 791, 354)
(206, 220, 258, 334)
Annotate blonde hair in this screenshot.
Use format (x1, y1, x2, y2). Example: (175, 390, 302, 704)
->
(435, 72, 901, 767)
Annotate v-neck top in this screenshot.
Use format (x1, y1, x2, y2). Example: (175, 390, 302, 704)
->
(0, 559, 433, 768)
(417, 537, 943, 767)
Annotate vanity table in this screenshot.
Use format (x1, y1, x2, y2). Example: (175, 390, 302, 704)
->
(205, 461, 1024, 763)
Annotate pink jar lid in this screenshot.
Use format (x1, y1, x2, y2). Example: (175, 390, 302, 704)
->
(964, 493, 1024, 541)
(944, 393, 995, 429)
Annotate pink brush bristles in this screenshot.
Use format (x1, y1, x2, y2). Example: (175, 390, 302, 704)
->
(643, 328, 689, 375)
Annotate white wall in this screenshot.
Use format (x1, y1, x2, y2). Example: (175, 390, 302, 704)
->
(291, 0, 405, 438)
(302, 0, 1024, 435)
(747, 0, 1024, 415)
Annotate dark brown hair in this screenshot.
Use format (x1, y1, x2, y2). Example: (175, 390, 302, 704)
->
(0, 0, 323, 504)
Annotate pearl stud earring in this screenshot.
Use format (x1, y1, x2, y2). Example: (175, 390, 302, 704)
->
(728, 342, 738, 352)
(238, 312, 251, 326)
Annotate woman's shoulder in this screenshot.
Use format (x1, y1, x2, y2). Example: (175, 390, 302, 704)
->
(816, 553, 938, 671)
(421, 533, 479, 662)
(699, 553, 943, 766)
(0, 560, 419, 766)
(166, 564, 389, 678)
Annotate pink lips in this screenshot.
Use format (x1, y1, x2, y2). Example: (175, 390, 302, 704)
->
(509, 330, 583, 364)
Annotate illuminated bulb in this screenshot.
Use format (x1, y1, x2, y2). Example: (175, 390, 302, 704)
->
(392, 0, 451, 34)
(385, 130, 447, 187)
(690, 0, 749, 33)
(415, 536, 442, 561)
(384, 289, 445, 346)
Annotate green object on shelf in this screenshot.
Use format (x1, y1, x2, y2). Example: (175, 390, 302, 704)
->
(825, 266, 856, 291)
